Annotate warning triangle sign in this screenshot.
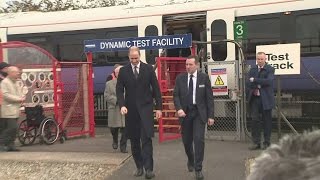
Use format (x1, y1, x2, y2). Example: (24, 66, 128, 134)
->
(214, 75, 224, 85)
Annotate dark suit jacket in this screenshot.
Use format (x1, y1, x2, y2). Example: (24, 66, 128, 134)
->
(246, 64, 275, 110)
(116, 62, 162, 138)
(173, 71, 214, 124)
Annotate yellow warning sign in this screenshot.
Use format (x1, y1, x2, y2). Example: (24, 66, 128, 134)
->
(214, 75, 224, 85)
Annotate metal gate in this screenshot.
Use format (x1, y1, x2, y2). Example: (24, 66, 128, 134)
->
(194, 39, 246, 141)
(202, 61, 242, 141)
(53, 61, 95, 137)
(0, 41, 95, 138)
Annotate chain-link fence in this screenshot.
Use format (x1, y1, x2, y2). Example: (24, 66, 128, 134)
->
(202, 61, 242, 141)
(54, 62, 95, 137)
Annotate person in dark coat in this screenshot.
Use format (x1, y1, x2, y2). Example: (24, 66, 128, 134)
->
(246, 52, 275, 150)
(173, 55, 214, 180)
(116, 46, 162, 179)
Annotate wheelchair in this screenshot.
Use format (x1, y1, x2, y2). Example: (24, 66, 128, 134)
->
(18, 105, 66, 145)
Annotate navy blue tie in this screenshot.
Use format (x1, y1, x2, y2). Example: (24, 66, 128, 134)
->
(188, 74, 194, 106)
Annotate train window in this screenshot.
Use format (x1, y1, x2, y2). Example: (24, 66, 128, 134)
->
(106, 30, 137, 39)
(296, 13, 320, 55)
(59, 33, 96, 61)
(8, 35, 55, 58)
(211, 20, 227, 61)
(145, 25, 159, 64)
(237, 16, 280, 58)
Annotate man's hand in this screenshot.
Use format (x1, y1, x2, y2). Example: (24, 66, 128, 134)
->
(208, 118, 215, 126)
(155, 110, 162, 119)
(120, 106, 128, 115)
(177, 109, 186, 118)
(249, 77, 254, 82)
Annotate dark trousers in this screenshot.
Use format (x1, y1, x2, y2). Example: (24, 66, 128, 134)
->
(130, 126, 153, 171)
(0, 118, 18, 146)
(110, 127, 127, 150)
(250, 97, 272, 145)
(181, 106, 206, 171)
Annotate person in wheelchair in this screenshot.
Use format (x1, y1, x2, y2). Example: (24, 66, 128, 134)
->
(0, 66, 25, 152)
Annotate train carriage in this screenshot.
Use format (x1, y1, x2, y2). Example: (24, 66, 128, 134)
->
(0, 0, 319, 128)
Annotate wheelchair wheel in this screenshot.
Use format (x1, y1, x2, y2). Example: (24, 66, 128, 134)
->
(40, 118, 59, 145)
(18, 120, 37, 146)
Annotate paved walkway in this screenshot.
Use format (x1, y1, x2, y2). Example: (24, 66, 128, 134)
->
(0, 128, 262, 180)
(107, 138, 259, 180)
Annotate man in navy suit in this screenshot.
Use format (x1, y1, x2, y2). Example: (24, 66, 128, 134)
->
(116, 46, 162, 179)
(247, 52, 275, 150)
(173, 55, 214, 180)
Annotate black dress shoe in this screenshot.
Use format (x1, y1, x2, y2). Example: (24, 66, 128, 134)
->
(120, 149, 128, 153)
(248, 144, 261, 151)
(262, 143, 270, 150)
(145, 170, 155, 179)
(187, 162, 194, 172)
(134, 168, 144, 177)
(112, 143, 118, 150)
(195, 171, 204, 180)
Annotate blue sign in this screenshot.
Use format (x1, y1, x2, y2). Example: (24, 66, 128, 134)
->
(84, 34, 192, 53)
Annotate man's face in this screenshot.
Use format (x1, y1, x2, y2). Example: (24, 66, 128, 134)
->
(129, 51, 140, 66)
(186, 58, 198, 74)
(256, 53, 267, 67)
(8, 68, 21, 80)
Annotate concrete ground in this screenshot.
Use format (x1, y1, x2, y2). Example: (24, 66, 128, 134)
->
(107, 138, 260, 180)
(0, 127, 263, 180)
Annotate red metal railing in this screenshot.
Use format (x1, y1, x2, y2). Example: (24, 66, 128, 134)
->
(156, 57, 187, 143)
(0, 41, 95, 138)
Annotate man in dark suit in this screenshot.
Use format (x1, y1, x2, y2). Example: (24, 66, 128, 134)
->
(116, 46, 162, 179)
(247, 52, 275, 150)
(173, 55, 214, 180)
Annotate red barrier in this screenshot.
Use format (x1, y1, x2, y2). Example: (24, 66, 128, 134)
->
(0, 41, 95, 138)
(156, 57, 187, 143)
(53, 61, 95, 137)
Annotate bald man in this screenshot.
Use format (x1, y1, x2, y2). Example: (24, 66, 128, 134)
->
(0, 66, 25, 152)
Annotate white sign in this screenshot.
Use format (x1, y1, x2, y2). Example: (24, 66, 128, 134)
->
(256, 43, 300, 75)
(211, 68, 228, 96)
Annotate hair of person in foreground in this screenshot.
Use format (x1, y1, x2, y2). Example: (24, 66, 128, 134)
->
(247, 130, 320, 180)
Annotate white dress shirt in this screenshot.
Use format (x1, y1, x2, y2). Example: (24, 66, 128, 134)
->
(187, 70, 197, 104)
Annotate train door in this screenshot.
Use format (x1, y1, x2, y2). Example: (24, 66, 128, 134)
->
(205, 9, 243, 141)
(163, 12, 207, 60)
(138, 16, 162, 64)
